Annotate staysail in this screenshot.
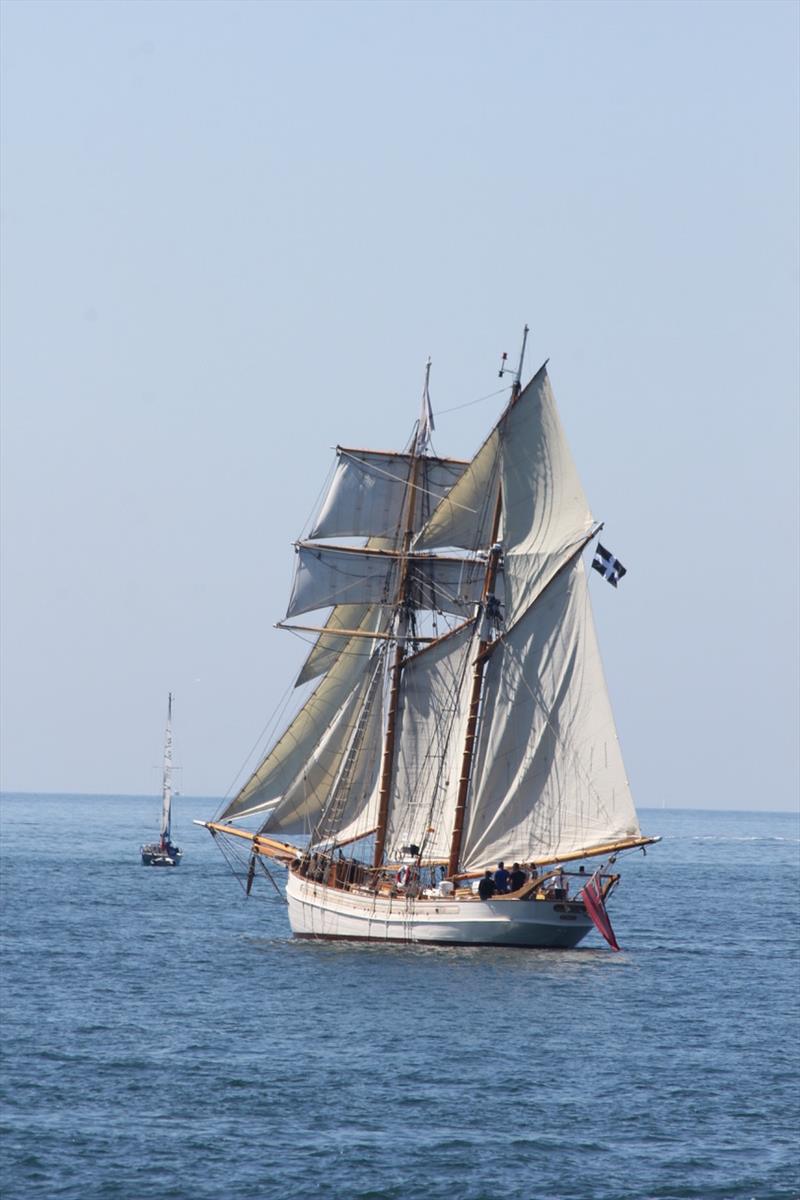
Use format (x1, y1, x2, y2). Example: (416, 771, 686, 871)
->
(220, 605, 387, 820)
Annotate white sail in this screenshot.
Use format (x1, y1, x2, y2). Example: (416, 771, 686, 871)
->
(384, 623, 475, 862)
(499, 367, 595, 626)
(220, 607, 385, 820)
(286, 543, 486, 619)
(261, 652, 386, 841)
(460, 554, 639, 871)
(160, 692, 173, 841)
(311, 449, 467, 540)
(312, 658, 387, 848)
(414, 366, 593, 628)
(295, 602, 375, 686)
(413, 429, 501, 553)
(295, 536, 395, 686)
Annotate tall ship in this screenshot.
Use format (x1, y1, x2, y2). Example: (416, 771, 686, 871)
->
(141, 693, 182, 867)
(200, 331, 657, 947)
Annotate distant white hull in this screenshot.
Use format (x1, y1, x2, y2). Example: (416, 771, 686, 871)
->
(286, 871, 594, 949)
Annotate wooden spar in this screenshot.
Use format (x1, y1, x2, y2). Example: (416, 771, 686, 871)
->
(451, 834, 662, 881)
(327, 826, 378, 850)
(445, 343, 526, 878)
(195, 820, 301, 863)
(373, 362, 431, 869)
(336, 444, 469, 467)
(276, 622, 434, 642)
(295, 541, 483, 564)
(446, 524, 606, 876)
(446, 532, 502, 878)
(372, 636, 404, 868)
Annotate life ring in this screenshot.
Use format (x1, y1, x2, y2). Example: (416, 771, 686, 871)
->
(396, 865, 411, 887)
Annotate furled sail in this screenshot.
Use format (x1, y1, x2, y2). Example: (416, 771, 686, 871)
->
(460, 554, 639, 870)
(219, 606, 385, 820)
(311, 449, 467, 540)
(286, 543, 487, 619)
(384, 623, 475, 863)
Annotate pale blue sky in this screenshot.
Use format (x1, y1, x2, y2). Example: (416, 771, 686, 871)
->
(1, 0, 798, 811)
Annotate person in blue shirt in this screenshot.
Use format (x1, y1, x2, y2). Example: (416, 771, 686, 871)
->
(494, 861, 510, 893)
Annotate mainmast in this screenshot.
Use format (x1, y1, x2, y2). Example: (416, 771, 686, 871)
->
(446, 327, 528, 877)
(161, 692, 173, 847)
(372, 361, 433, 868)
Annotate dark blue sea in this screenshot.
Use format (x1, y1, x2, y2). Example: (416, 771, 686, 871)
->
(1, 796, 798, 1200)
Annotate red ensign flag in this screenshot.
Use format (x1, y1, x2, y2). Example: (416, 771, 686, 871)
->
(581, 870, 621, 952)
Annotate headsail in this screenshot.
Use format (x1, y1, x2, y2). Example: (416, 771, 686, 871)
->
(261, 646, 386, 843)
(218, 605, 387, 820)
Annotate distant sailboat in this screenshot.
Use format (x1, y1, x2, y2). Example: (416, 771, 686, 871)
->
(141, 693, 182, 867)
(200, 331, 658, 946)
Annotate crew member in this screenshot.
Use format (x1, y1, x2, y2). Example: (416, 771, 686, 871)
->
(478, 870, 497, 901)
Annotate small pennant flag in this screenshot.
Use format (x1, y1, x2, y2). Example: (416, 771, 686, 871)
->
(581, 867, 621, 952)
(416, 360, 435, 451)
(592, 543, 627, 588)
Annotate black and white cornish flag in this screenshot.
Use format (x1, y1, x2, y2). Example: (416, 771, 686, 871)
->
(592, 544, 627, 588)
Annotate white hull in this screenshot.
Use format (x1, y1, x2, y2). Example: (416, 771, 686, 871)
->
(286, 871, 594, 949)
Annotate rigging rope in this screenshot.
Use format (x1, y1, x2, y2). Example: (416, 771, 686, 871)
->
(433, 383, 512, 418)
(212, 829, 288, 904)
(213, 679, 299, 818)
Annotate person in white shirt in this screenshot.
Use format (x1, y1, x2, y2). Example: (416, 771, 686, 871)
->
(549, 866, 569, 899)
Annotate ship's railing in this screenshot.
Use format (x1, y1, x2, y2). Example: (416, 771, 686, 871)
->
(290, 851, 618, 904)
